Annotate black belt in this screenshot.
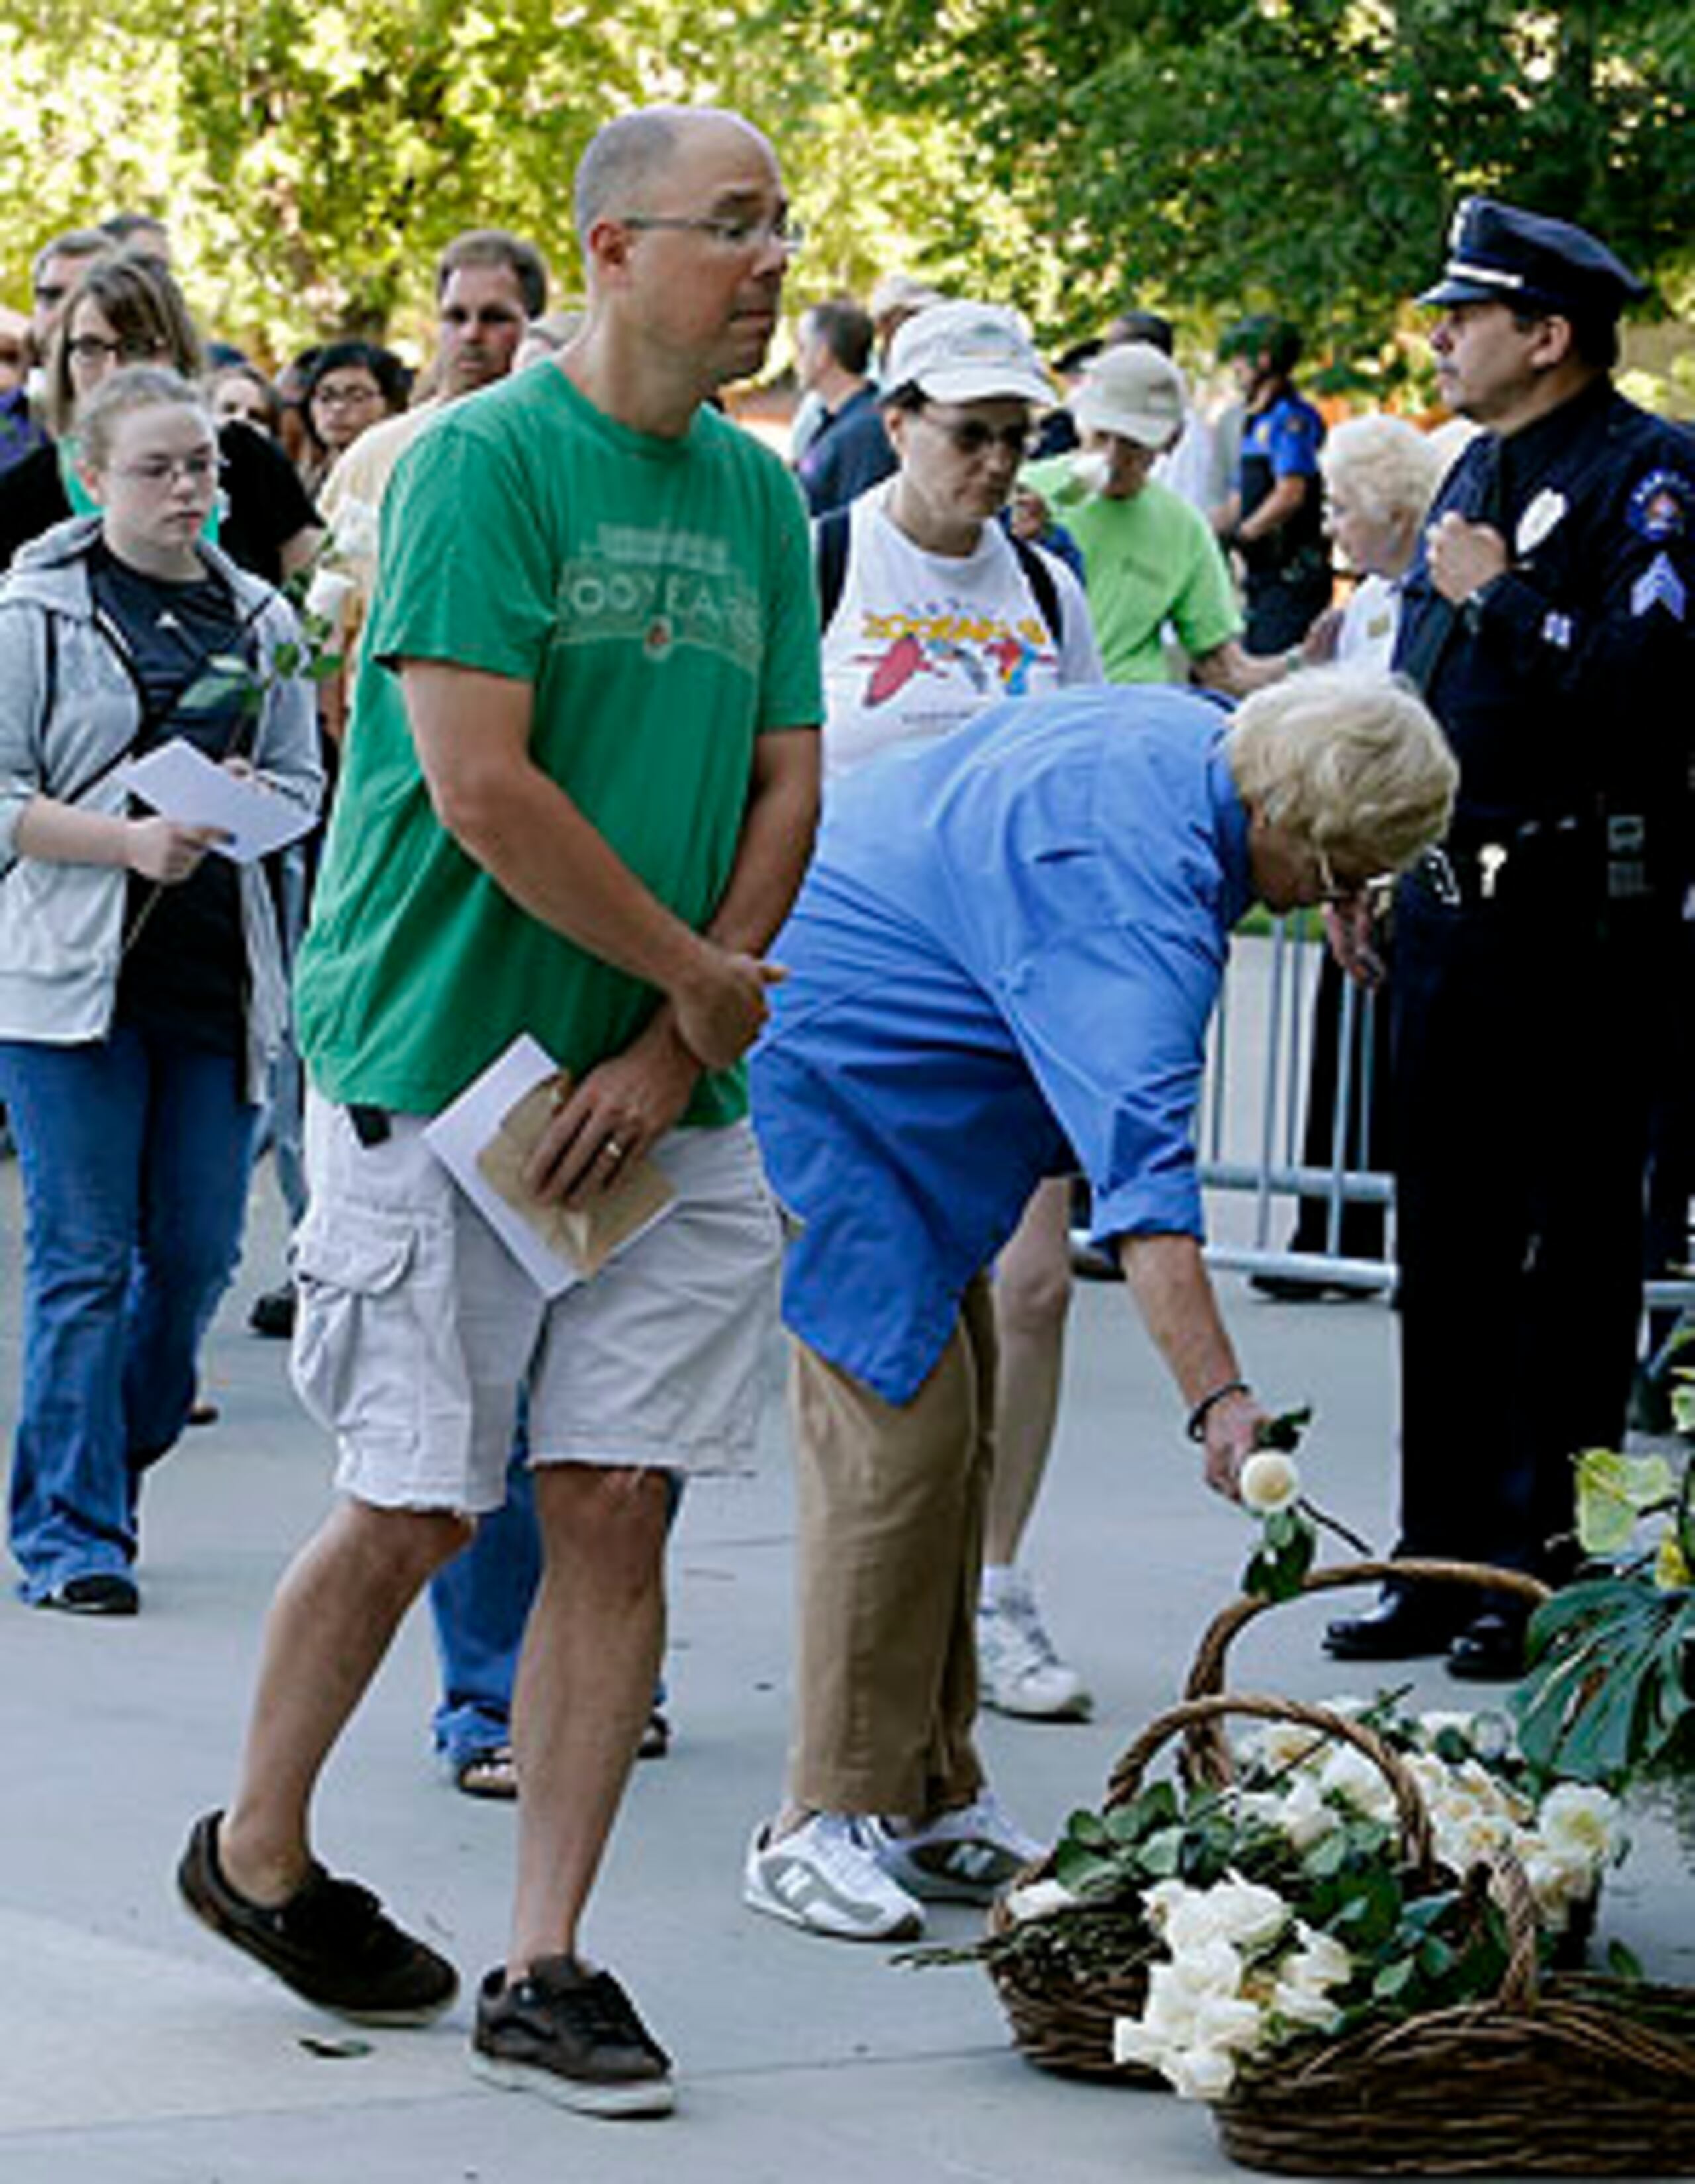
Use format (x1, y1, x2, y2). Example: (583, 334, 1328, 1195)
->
(347, 1103, 392, 1147)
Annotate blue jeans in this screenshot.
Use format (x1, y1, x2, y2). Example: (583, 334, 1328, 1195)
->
(0, 1026, 256, 1601)
(428, 1438, 681, 1766)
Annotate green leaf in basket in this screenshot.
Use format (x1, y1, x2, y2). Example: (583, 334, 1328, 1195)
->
(1416, 1934, 1457, 1980)
(1051, 1842, 1119, 1895)
(1302, 1831, 1350, 1881)
(1370, 1954, 1416, 2002)
(1137, 1826, 1183, 1879)
(1606, 1938, 1645, 1981)
(1064, 1808, 1110, 1851)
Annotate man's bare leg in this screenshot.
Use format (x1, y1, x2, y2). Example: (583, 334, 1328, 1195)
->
(507, 1464, 670, 1973)
(218, 1499, 469, 1903)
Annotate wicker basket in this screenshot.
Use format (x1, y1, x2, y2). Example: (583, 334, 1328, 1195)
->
(1216, 1852, 1695, 2175)
(985, 1559, 1549, 2081)
(985, 1691, 1439, 2081)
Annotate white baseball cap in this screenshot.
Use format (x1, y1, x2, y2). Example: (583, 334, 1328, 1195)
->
(882, 301, 1054, 409)
(1073, 342, 1187, 448)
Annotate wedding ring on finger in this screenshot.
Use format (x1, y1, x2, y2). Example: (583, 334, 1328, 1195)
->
(603, 1136, 628, 1164)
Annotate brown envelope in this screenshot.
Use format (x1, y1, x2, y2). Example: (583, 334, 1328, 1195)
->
(475, 1071, 674, 1279)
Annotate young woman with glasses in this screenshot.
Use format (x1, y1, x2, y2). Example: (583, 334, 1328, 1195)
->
(0, 254, 322, 582)
(0, 367, 322, 1613)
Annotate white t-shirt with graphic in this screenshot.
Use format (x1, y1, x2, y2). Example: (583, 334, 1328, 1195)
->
(820, 480, 1104, 783)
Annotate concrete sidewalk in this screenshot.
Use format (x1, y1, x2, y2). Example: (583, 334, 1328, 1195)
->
(1, 1163, 1690, 2183)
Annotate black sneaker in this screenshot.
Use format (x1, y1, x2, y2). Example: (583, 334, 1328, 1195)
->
(177, 1811, 458, 2025)
(471, 1956, 674, 2117)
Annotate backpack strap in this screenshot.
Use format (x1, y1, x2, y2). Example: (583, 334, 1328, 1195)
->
(816, 500, 1065, 647)
(1009, 534, 1064, 646)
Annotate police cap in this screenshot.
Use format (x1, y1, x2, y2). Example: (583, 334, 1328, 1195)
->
(1418, 197, 1646, 320)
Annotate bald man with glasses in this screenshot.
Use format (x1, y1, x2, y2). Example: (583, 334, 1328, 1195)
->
(179, 105, 821, 2120)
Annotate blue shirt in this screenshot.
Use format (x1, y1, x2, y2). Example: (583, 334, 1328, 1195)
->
(751, 686, 1252, 1402)
(797, 387, 897, 516)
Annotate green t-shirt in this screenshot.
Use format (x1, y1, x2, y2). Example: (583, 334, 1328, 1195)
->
(1021, 461, 1240, 683)
(295, 366, 822, 1123)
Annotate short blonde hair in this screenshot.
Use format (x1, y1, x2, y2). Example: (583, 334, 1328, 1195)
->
(1226, 665, 1457, 875)
(1319, 413, 1445, 528)
(77, 364, 212, 471)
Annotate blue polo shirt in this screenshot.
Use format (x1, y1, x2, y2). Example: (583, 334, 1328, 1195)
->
(750, 685, 1252, 1403)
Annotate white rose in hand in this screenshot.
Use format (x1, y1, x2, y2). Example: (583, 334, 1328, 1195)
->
(1239, 1449, 1301, 1514)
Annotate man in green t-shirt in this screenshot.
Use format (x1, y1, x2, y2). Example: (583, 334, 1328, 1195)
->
(179, 105, 821, 2120)
(1020, 342, 1283, 693)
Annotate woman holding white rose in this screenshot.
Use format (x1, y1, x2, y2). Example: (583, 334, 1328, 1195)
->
(0, 368, 321, 1614)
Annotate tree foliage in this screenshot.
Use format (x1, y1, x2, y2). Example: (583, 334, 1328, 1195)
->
(826, 0, 1695, 370)
(1, 1, 1692, 378)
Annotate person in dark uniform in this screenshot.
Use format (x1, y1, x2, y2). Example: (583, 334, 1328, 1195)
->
(1325, 198, 1695, 1679)
(1214, 315, 1331, 654)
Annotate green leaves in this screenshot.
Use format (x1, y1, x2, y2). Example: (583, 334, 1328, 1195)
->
(1245, 1506, 1318, 1603)
(1514, 1576, 1695, 1783)
(1574, 1448, 1674, 1555)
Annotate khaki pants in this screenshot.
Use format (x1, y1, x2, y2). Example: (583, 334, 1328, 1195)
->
(787, 1275, 995, 1818)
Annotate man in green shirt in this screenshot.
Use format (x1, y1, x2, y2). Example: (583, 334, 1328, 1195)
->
(178, 105, 821, 2120)
(1021, 342, 1281, 693)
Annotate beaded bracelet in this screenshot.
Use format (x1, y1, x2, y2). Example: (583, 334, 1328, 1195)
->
(1186, 1378, 1251, 1443)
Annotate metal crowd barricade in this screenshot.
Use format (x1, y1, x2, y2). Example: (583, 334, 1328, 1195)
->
(1196, 913, 1394, 1294)
(1179, 913, 1692, 1316)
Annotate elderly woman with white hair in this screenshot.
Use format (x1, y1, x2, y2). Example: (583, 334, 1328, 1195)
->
(742, 666, 1457, 1944)
(1304, 413, 1448, 670)
(1255, 411, 1450, 1296)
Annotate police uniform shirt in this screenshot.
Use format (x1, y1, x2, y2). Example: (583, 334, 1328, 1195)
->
(1395, 379, 1695, 877)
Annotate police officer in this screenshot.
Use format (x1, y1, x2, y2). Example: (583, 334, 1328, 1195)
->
(1326, 199, 1695, 1679)
(1214, 315, 1331, 653)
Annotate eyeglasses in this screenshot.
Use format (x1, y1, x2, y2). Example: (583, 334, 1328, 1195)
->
(1314, 846, 1394, 908)
(68, 334, 170, 366)
(312, 381, 383, 409)
(919, 413, 1038, 461)
(108, 451, 219, 488)
(619, 212, 804, 255)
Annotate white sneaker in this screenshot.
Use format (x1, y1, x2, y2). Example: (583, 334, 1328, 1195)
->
(977, 1571, 1093, 1720)
(743, 1814, 925, 1941)
(871, 1791, 1046, 1904)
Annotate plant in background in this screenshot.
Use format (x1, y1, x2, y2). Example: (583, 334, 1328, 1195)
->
(1514, 1427, 1695, 1785)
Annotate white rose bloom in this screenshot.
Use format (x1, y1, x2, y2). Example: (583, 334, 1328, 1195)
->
(1538, 1783, 1621, 1871)
(1271, 1977, 1345, 2030)
(1319, 1746, 1397, 1824)
(1239, 1720, 1330, 1775)
(1166, 2042, 1240, 2101)
(1141, 1966, 1204, 2041)
(1277, 1772, 1340, 1850)
(326, 497, 380, 563)
(1193, 1993, 1267, 2054)
(1285, 1924, 1353, 1989)
(1004, 1877, 1076, 1924)
(1239, 1449, 1301, 1513)
(1522, 1849, 1594, 1928)
(1211, 1873, 1292, 1951)
(1113, 2014, 1170, 2071)
(1165, 1933, 1247, 2000)
(1435, 1808, 1512, 1869)
(1144, 1877, 1203, 1934)
(1413, 1709, 1477, 1748)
